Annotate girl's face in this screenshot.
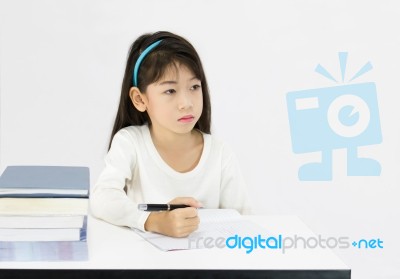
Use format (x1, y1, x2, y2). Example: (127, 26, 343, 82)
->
(143, 63, 203, 136)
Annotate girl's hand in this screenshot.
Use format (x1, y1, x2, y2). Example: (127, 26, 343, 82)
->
(144, 197, 202, 237)
(168, 197, 203, 209)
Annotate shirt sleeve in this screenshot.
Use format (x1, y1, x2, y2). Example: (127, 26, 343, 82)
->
(219, 144, 252, 215)
(90, 129, 150, 231)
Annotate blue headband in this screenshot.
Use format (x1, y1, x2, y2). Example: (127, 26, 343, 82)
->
(133, 40, 163, 87)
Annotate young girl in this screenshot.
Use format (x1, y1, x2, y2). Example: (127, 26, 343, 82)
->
(90, 31, 251, 238)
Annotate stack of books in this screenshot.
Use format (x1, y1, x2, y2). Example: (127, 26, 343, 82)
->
(0, 166, 89, 261)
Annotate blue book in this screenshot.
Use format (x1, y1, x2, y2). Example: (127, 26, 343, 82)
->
(0, 166, 89, 198)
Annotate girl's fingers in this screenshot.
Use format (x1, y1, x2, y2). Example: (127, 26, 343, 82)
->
(169, 197, 203, 208)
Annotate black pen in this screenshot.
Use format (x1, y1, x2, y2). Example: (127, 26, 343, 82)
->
(138, 204, 190, 211)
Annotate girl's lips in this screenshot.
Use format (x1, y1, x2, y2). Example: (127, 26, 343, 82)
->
(178, 115, 195, 123)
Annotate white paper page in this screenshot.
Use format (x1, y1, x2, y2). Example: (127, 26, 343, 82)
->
(134, 209, 268, 251)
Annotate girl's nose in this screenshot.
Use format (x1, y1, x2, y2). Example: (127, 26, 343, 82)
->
(178, 92, 193, 110)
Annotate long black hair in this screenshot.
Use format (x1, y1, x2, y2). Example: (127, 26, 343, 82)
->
(109, 31, 211, 150)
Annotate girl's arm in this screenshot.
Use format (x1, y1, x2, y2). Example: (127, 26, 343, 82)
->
(219, 145, 252, 214)
(90, 129, 150, 230)
(90, 129, 202, 236)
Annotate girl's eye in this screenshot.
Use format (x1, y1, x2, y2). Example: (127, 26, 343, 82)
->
(164, 89, 176, 95)
(191, 84, 202, 91)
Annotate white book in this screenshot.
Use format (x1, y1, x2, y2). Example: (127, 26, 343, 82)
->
(0, 217, 87, 242)
(0, 198, 88, 216)
(0, 215, 85, 229)
(0, 227, 82, 241)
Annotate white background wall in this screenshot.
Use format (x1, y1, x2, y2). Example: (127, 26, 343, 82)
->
(1, 0, 399, 278)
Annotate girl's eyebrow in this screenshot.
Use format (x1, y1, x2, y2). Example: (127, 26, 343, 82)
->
(158, 76, 199, 86)
(158, 80, 177, 85)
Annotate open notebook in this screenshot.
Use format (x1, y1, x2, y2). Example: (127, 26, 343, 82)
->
(134, 209, 267, 251)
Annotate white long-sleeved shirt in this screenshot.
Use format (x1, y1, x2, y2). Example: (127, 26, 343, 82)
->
(90, 125, 251, 231)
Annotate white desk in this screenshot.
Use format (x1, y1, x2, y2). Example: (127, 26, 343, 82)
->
(0, 214, 350, 279)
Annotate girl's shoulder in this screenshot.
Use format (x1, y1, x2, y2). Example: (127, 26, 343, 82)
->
(117, 125, 147, 137)
(111, 125, 149, 147)
(115, 125, 149, 137)
(203, 132, 236, 159)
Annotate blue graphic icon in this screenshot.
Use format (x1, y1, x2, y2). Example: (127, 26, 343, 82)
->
(286, 52, 382, 181)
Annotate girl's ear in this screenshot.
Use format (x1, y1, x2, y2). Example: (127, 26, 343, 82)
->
(129, 87, 147, 112)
